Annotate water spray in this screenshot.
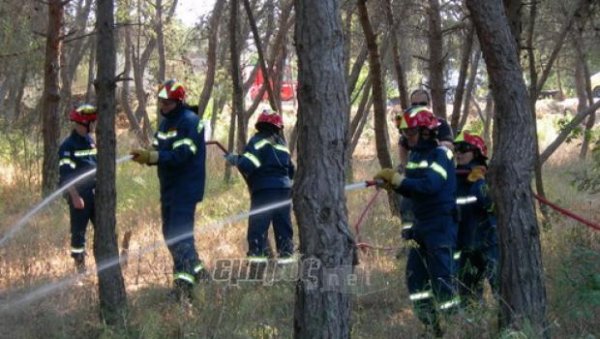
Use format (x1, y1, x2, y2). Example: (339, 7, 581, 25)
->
(0, 155, 134, 247)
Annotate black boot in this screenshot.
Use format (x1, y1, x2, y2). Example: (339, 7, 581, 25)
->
(73, 253, 86, 274)
(169, 279, 194, 302)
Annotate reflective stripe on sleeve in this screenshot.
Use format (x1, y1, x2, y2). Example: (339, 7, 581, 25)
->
(71, 247, 85, 254)
(243, 152, 261, 168)
(172, 138, 197, 154)
(73, 149, 97, 157)
(429, 162, 447, 180)
(59, 158, 77, 169)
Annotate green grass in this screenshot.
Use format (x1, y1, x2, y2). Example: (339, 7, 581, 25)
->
(0, 123, 599, 338)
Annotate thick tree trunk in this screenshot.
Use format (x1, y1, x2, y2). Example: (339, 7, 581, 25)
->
(94, 0, 128, 326)
(427, 0, 446, 120)
(467, 0, 548, 336)
(197, 0, 226, 118)
(293, 0, 354, 337)
(41, 0, 63, 196)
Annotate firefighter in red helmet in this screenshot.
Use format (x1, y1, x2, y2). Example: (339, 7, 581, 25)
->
(58, 104, 98, 273)
(375, 106, 458, 336)
(130, 80, 209, 301)
(225, 109, 295, 273)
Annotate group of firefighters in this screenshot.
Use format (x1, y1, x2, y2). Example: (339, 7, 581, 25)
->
(58, 80, 498, 334)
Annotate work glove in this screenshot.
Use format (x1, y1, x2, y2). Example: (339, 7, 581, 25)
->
(374, 168, 404, 191)
(130, 148, 159, 165)
(467, 165, 486, 182)
(224, 153, 239, 166)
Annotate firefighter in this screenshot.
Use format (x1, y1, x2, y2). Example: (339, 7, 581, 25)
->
(130, 80, 208, 300)
(225, 109, 295, 265)
(454, 131, 499, 306)
(396, 89, 454, 252)
(58, 104, 98, 273)
(375, 106, 459, 336)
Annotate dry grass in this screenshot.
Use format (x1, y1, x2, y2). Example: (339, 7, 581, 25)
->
(0, 116, 599, 338)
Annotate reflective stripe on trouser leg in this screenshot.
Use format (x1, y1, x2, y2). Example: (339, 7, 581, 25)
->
(406, 246, 438, 325)
(174, 272, 195, 284)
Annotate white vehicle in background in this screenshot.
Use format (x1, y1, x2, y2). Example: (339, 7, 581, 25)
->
(592, 72, 600, 98)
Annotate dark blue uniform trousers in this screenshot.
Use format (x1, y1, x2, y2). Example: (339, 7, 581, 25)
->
(161, 200, 201, 280)
(458, 245, 499, 303)
(248, 188, 293, 257)
(406, 217, 458, 325)
(69, 189, 95, 256)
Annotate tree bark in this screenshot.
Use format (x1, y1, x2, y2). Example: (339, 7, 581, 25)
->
(196, 0, 226, 118)
(230, 0, 247, 153)
(293, 0, 354, 337)
(41, 0, 64, 196)
(427, 0, 447, 120)
(450, 25, 474, 132)
(467, 0, 549, 336)
(383, 0, 409, 109)
(458, 49, 481, 132)
(94, 0, 128, 326)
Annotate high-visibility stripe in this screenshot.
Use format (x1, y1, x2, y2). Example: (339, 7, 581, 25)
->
(243, 153, 261, 168)
(430, 162, 447, 180)
(272, 144, 290, 154)
(158, 87, 168, 99)
(402, 223, 413, 230)
(197, 121, 204, 134)
(173, 138, 197, 154)
(255, 139, 270, 150)
(438, 298, 461, 310)
(409, 290, 433, 301)
(406, 160, 429, 170)
(59, 158, 77, 169)
(156, 130, 178, 140)
(456, 196, 478, 205)
(247, 256, 268, 263)
(152, 138, 159, 146)
(193, 263, 204, 273)
(71, 247, 85, 254)
(453, 251, 461, 260)
(174, 272, 195, 284)
(277, 257, 296, 265)
(443, 148, 453, 160)
(74, 149, 97, 157)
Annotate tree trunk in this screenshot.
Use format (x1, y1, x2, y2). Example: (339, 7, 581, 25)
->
(458, 49, 481, 132)
(427, 0, 446, 120)
(573, 25, 596, 159)
(467, 0, 548, 335)
(230, 0, 247, 153)
(41, 0, 63, 197)
(156, 0, 166, 128)
(243, 0, 280, 112)
(94, 0, 128, 326)
(196, 0, 226, 118)
(122, 25, 147, 145)
(85, 38, 96, 102)
(450, 25, 474, 132)
(293, 0, 354, 337)
(383, 0, 409, 109)
(357, 0, 400, 215)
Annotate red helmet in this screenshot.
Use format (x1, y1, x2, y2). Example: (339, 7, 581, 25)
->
(158, 80, 186, 101)
(69, 104, 97, 125)
(454, 131, 488, 158)
(256, 109, 284, 129)
(397, 106, 440, 130)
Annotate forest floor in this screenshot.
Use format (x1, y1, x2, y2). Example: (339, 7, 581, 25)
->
(0, 112, 599, 338)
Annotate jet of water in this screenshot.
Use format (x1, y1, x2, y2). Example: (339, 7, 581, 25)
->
(1, 180, 374, 310)
(0, 155, 133, 247)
